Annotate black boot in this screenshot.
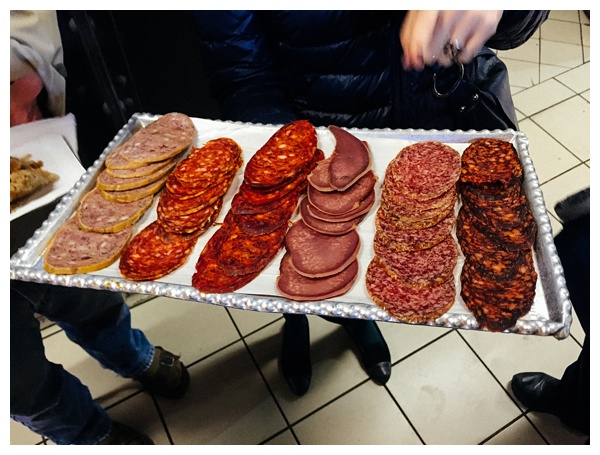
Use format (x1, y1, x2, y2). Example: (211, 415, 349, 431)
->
(280, 314, 311, 396)
(337, 318, 391, 385)
(511, 372, 561, 415)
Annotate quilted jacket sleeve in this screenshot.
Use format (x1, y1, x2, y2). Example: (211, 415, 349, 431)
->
(487, 10, 549, 50)
(194, 11, 300, 124)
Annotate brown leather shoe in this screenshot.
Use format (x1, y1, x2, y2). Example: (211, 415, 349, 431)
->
(137, 346, 190, 399)
(99, 421, 154, 445)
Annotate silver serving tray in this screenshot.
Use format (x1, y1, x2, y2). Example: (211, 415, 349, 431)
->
(10, 113, 572, 339)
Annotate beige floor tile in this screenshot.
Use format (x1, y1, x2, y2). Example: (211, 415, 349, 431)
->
(519, 119, 581, 184)
(539, 63, 574, 82)
(245, 316, 376, 424)
(541, 40, 585, 68)
(106, 392, 169, 445)
(265, 430, 298, 445)
(503, 58, 539, 88)
(386, 331, 521, 445)
(155, 340, 288, 444)
(527, 413, 589, 444)
(293, 382, 422, 444)
(378, 320, 452, 363)
(484, 416, 547, 445)
(498, 39, 540, 64)
(541, 18, 583, 45)
(556, 62, 590, 93)
(548, 10, 581, 23)
(531, 97, 590, 161)
(227, 306, 283, 336)
(130, 296, 241, 363)
(580, 89, 590, 102)
(512, 79, 576, 117)
(9, 419, 44, 445)
(458, 330, 582, 397)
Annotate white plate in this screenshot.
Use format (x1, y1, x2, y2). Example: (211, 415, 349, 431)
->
(10, 133, 86, 221)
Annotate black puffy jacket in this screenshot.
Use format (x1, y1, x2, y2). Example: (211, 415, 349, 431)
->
(194, 11, 548, 130)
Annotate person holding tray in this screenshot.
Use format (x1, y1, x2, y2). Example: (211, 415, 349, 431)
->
(10, 10, 189, 445)
(193, 10, 549, 395)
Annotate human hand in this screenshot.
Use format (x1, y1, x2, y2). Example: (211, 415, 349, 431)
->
(400, 10, 503, 71)
(10, 73, 44, 126)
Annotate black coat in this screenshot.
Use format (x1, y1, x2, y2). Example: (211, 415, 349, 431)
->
(194, 10, 548, 131)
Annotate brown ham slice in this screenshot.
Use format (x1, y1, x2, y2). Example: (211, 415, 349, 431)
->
(284, 220, 360, 278)
(307, 157, 334, 191)
(276, 253, 359, 301)
(307, 170, 377, 215)
(299, 196, 364, 236)
(328, 125, 371, 191)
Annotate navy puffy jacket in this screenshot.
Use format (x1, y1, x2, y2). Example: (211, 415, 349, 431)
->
(194, 11, 548, 130)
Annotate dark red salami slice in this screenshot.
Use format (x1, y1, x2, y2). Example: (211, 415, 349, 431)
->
(386, 141, 460, 201)
(460, 138, 523, 188)
(366, 257, 455, 323)
(374, 234, 458, 288)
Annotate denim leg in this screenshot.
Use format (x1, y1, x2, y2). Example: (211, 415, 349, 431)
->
(11, 281, 111, 445)
(35, 283, 155, 378)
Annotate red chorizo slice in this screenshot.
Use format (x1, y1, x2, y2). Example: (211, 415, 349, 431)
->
(366, 257, 455, 323)
(276, 253, 359, 301)
(244, 120, 317, 188)
(233, 189, 299, 236)
(119, 220, 198, 281)
(158, 198, 223, 235)
(460, 138, 522, 188)
(172, 138, 242, 186)
(158, 175, 232, 216)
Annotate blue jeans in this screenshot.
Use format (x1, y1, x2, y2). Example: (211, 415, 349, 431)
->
(10, 281, 154, 445)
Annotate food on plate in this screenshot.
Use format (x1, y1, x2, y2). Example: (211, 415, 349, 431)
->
(10, 154, 59, 206)
(367, 141, 461, 322)
(458, 138, 537, 332)
(105, 157, 176, 178)
(119, 137, 242, 280)
(276, 253, 359, 301)
(192, 120, 320, 293)
(327, 125, 372, 191)
(77, 188, 153, 233)
(43, 216, 133, 274)
(277, 126, 375, 300)
(98, 173, 171, 203)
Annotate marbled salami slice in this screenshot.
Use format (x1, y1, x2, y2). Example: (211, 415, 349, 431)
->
(366, 258, 455, 323)
(374, 234, 458, 288)
(375, 209, 455, 252)
(119, 220, 198, 280)
(387, 141, 460, 201)
(276, 253, 359, 301)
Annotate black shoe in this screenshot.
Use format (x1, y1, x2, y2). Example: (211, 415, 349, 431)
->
(341, 319, 391, 385)
(511, 372, 561, 415)
(137, 346, 190, 399)
(280, 315, 312, 396)
(99, 421, 154, 445)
